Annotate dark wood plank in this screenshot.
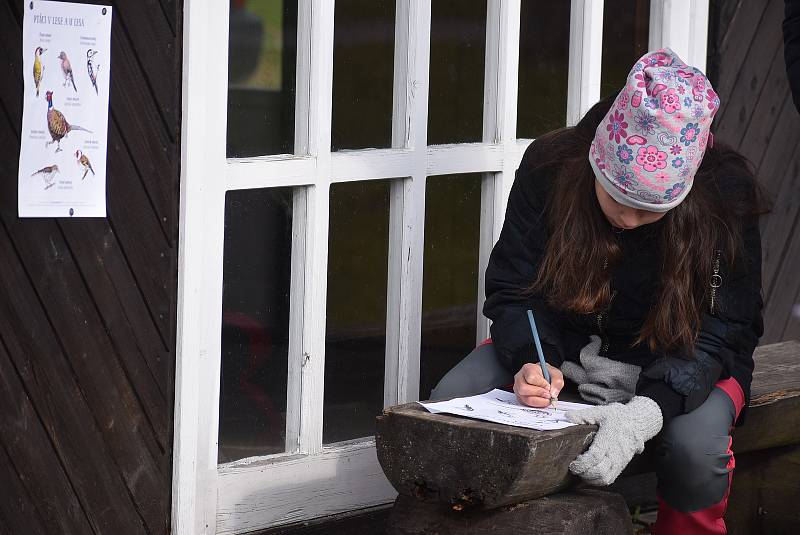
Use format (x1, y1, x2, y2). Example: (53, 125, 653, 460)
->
(762, 225, 800, 342)
(727, 444, 800, 534)
(715, 0, 772, 118)
(0, 340, 92, 535)
(760, 134, 800, 299)
(107, 19, 179, 239)
(0, 225, 150, 535)
(0, 443, 51, 535)
(735, 45, 791, 166)
(0, 1, 180, 533)
(750, 95, 800, 199)
(386, 491, 633, 535)
(714, 0, 784, 147)
(782, 292, 800, 340)
(254, 505, 392, 535)
(61, 218, 171, 399)
(112, 1, 181, 130)
(0, 215, 168, 532)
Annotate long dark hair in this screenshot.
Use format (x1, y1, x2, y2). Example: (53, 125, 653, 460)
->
(530, 94, 766, 354)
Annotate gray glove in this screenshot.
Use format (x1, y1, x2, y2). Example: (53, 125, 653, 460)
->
(565, 396, 663, 486)
(561, 335, 642, 405)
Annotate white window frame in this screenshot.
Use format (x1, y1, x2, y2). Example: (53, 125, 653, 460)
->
(173, 1, 710, 533)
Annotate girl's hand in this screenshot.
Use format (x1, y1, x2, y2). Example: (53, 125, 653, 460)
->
(514, 363, 564, 407)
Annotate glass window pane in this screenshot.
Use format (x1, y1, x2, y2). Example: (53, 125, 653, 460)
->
(227, 1, 297, 157)
(420, 174, 482, 401)
(601, 0, 650, 99)
(331, 0, 395, 151)
(428, 0, 487, 145)
(219, 187, 294, 463)
(324, 180, 390, 444)
(517, 0, 571, 138)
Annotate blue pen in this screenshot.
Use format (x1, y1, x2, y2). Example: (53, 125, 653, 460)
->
(526, 309, 557, 408)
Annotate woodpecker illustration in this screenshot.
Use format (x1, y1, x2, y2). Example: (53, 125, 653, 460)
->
(45, 91, 92, 152)
(57, 51, 77, 92)
(33, 47, 46, 97)
(75, 150, 95, 179)
(86, 49, 99, 95)
(31, 164, 59, 190)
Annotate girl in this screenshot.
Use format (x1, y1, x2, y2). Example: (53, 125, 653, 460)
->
(430, 49, 764, 535)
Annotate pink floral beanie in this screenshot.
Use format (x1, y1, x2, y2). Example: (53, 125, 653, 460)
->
(589, 48, 720, 212)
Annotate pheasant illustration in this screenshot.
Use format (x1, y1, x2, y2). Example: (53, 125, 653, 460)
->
(45, 91, 92, 152)
(75, 150, 95, 179)
(86, 49, 99, 95)
(58, 51, 77, 92)
(31, 164, 59, 190)
(33, 47, 46, 97)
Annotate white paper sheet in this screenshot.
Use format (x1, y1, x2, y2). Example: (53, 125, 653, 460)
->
(419, 389, 593, 430)
(19, 1, 112, 217)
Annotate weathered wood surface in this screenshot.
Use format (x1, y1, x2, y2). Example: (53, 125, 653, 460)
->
(0, 1, 182, 534)
(386, 490, 633, 535)
(727, 444, 800, 535)
(710, 0, 800, 343)
(376, 341, 800, 510)
(376, 401, 596, 509)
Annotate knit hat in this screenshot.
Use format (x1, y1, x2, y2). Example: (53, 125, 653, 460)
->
(589, 48, 720, 212)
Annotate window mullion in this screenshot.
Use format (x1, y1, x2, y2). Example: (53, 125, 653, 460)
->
(478, 0, 520, 344)
(296, 0, 335, 456)
(567, 0, 603, 126)
(650, 0, 710, 71)
(385, 0, 431, 406)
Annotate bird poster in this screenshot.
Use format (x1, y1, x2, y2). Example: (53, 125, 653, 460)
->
(18, 1, 112, 218)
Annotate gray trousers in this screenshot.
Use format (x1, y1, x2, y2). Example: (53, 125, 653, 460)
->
(430, 343, 737, 512)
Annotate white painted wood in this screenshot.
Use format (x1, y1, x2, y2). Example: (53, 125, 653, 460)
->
(385, 0, 431, 407)
(687, 1, 710, 72)
(385, 0, 415, 408)
(297, 0, 336, 456)
(477, 0, 521, 344)
(284, 189, 307, 454)
(226, 156, 316, 190)
(215, 441, 397, 533)
(567, 0, 604, 126)
(331, 148, 414, 182)
(649, 1, 710, 71)
(426, 143, 505, 176)
(294, 1, 313, 156)
(173, 0, 229, 533)
(649, 0, 665, 53)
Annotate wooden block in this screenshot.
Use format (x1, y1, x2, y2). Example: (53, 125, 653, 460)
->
(376, 401, 596, 509)
(386, 490, 633, 535)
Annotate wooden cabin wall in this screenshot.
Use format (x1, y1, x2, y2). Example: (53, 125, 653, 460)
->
(0, 1, 181, 534)
(710, 0, 800, 343)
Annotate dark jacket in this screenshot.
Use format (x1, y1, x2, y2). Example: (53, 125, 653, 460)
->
(785, 0, 800, 113)
(483, 140, 763, 424)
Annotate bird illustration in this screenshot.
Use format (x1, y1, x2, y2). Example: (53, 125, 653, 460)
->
(31, 164, 59, 190)
(33, 47, 46, 97)
(75, 150, 95, 179)
(57, 51, 77, 92)
(86, 49, 99, 94)
(45, 91, 92, 152)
